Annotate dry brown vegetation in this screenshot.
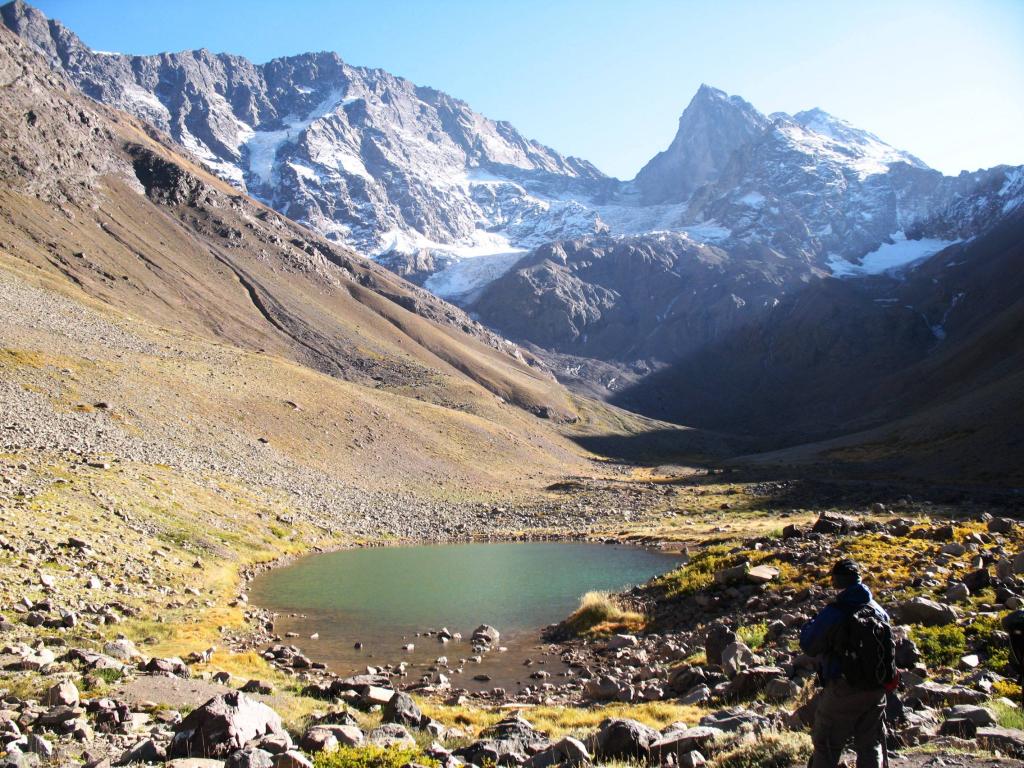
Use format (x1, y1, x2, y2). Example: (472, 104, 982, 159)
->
(558, 590, 648, 636)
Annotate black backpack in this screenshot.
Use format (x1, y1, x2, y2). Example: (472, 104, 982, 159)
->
(829, 603, 897, 689)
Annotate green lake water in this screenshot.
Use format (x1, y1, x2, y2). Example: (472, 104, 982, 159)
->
(249, 541, 679, 690)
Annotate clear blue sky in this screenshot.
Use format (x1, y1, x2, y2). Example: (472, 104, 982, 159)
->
(30, 0, 1024, 179)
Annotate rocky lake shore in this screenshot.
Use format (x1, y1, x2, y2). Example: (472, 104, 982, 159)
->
(4, 452, 1024, 767)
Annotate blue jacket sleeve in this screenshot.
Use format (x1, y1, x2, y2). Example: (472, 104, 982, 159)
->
(800, 604, 843, 656)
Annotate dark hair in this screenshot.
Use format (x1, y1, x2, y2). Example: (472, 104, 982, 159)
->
(831, 558, 861, 588)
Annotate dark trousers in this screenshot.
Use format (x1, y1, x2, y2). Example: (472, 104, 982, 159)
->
(809, 679, 887, 768)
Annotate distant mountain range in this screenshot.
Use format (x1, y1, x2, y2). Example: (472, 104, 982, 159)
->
(6, 0, 1020, 297)
(4, 0, 1024, 484)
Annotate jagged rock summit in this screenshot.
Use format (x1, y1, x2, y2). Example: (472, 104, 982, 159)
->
(633, 83, 771, 204)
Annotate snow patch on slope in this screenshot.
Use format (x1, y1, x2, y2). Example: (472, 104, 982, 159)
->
(244, 89, 344, 185)
(179, 129, 250, 188)
(1000, 167, 1024, 213)
(780, 112, 923, 179)
(425, 251, 529, 301)
(738, 191, 766, 208)
(376, 229, 524, 261)
(828, 232, 959, 277)
(123, 84, 170, 125)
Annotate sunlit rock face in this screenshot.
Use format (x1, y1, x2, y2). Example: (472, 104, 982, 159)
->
(9, 0, 1018, 296)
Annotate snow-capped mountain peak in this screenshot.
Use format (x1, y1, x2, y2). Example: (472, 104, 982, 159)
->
(4, 0, 1020, 303)
(791, 107, 928, 176)
(0, 0, 610, 258)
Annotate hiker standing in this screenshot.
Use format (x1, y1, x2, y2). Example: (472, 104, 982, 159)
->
(800, 559, 899, 768)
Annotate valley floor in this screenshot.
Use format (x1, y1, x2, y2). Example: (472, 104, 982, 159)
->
(3, 437, 1024, 767)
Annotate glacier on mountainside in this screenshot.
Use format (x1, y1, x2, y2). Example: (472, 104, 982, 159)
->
(827, 232, 959, 277)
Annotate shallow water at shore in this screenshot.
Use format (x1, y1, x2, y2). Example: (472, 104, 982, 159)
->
(250, 541, 680, 691)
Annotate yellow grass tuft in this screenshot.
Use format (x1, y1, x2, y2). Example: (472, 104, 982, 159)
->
(709, 731, 812, 768)
(420, 700, 707, 741)
(559, 591, 647, 637)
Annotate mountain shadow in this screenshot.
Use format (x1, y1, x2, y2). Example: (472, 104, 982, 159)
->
(604, 210, 1024, 487)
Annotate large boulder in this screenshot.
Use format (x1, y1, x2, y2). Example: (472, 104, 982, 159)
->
(962, 568, 991, 593)
(746, 565, 779, 584)
(305, 724, 363, 747)
(713, 563, 749, 586)
(594, 718, 659, 762)
(298, 727, 338, 754)
(471, 625, 500, 646)
(945, 582, 970, 603)
(360, 686, 396, 707)
(650, 727, 721, 762)
(169, 692, 285, 758)
(720, 641, 754, 678)
(812, 512, 855, 535)
(226, 749, 275, 768)
(699, 708, 770, 733)
(367, 723, 416, 749)
(143, 656, 191, 678)
(988, 518, 1015, 534)
(523, 736, 591, 768)
(945, 705, 996, 727)
(270, 752, 313, 768)
(894, 635, 921, 668)
(764, 677, 801, 701)
(909, 682, 987, 707)
(704, 622, 738, 667)
(44, 681, 79, 707)
(976, 727, 1024, 757)
(120, 738, 165, 765)
(18, 648, 55, 671)
(725, 666, 786, 699)
(607, 634, 639, 651)
(584, 675, 629, 702)
(890, 598, 958, 626)
(668, 666, 706, 694)
(680, 684, 712, 705)
(456, 713, 549, 766)
(103, 638, 141, 660)
(1012, 552, 1024, 575)
(382, 691, 422, 727)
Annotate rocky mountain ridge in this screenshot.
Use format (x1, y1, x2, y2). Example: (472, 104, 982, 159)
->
(4, 0, 1024, 480)
(0, 0, 611, 274)
(5, 0, 1021, 303)
(473, 206, 1024, 480)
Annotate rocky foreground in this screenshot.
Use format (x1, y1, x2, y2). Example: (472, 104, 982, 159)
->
(3, 477, 1024, 767)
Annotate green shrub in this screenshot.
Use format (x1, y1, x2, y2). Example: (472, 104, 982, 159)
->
(965, 613, 1007, 666)
(314, 745, 439, 768)
(659, 545, 738, 597)
(82, 666, 124, 691)
(991, 698, 1024, 730)
(911, 624, 966, 668)
(710, 731, 811, 768)
(94, 667, 124, 684)
(988, 645, 1012, 673)
(737, 622, 769, 650)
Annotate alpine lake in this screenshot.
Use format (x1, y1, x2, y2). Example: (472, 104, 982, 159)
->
(249, 542, 681, 691)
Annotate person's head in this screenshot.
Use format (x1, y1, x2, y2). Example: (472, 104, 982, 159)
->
(830, 558, 861, 590)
